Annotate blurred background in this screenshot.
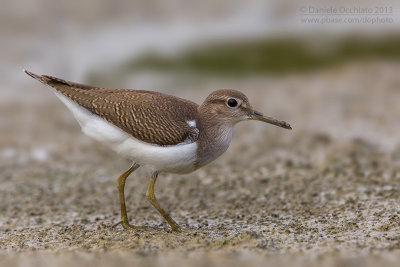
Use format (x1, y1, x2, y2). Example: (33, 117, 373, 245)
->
(1, 0, 400, 265)
(2, 0, 400, 152)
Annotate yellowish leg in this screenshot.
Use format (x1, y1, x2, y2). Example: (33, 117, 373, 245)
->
(146, 171, 182, 232)
(113, 163, 140, 229)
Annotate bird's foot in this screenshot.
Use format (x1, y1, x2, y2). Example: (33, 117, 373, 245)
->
(169, 224, 183, 233)
(112, 220, 149, 230)
(166, 218, 183, 232)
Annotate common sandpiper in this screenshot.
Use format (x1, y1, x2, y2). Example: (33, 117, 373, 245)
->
(24, 70, 291, 232)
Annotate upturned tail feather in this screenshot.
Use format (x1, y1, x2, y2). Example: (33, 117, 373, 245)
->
(23, 69, 95, 90)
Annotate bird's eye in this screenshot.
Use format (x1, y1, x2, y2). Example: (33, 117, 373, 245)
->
(227, 98, 239, 108)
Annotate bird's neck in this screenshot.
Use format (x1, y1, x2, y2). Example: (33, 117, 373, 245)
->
(195, 109, 234, 168)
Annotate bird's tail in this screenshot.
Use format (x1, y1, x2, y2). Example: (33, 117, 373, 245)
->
(23, 69, 52, 84)
(23, 69, 95, 90)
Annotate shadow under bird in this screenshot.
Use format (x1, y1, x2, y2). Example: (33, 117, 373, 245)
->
(24, 70, 292, 232)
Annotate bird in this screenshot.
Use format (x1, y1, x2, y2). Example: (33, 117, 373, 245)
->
(24, 70, 291, 232)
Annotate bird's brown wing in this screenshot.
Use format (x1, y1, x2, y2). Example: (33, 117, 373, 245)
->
(25, 71, 200, 146)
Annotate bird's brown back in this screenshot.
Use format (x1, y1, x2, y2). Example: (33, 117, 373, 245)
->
(25, 71, 200, 146)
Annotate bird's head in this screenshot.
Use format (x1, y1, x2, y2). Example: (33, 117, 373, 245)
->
(200, 89, 292, 129)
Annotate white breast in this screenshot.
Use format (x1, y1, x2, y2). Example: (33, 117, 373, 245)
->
(54, 92, 198, 174)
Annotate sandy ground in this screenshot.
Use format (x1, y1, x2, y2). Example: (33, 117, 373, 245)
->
(1, 62, 400, 266)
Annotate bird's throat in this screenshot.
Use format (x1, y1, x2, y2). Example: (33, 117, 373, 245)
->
(194, 116, 234, 168)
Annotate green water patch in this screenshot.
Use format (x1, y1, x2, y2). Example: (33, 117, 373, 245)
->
(125, 35, 400, 76)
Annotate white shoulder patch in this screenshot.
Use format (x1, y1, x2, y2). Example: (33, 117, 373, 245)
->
(186, 120, 196, 128)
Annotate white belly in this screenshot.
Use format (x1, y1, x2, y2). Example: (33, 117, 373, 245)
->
(54, 92, 198, 173)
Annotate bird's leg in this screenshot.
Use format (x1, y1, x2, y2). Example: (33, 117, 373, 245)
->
(113, 163, 140, 229)
(146, 171, 182, 232)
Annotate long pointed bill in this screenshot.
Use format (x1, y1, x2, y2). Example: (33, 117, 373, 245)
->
(250, 110, 292, 130)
